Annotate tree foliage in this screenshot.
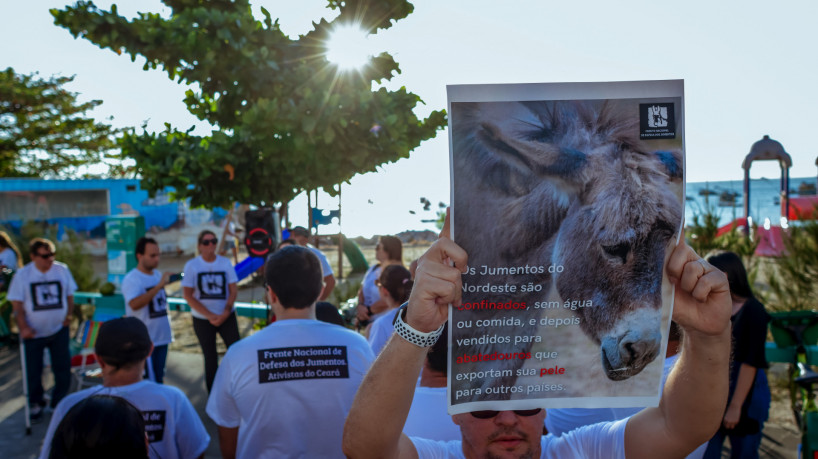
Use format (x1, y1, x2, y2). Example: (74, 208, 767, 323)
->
(52, 0, 446, 207)
(0, 68, 122, 177)
(765, 211, 818, 311)
(685, 198, 763, 300)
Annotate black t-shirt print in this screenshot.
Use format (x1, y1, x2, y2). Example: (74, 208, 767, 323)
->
(142, 410, 167, 442)
(146, 285, 169, 319)
(30, 281, 63, 311)
(197, 272, 227, 300)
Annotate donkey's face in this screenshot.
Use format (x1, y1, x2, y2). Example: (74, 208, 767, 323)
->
(461, 101, 683, 382)
(550, 150, 682, 380)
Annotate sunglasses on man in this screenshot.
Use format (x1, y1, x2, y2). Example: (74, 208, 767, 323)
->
(36, 251, 55, 259)
(200, 238, 218, 246)
(469, 408, 542, 419)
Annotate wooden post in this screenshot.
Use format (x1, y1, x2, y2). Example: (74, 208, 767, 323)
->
(307, 190, 313, 237)
(337, 184, 343, 280)
(217, 204, 235, 254)
(313, 189, 320, 248)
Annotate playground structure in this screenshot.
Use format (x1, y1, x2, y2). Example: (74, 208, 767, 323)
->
(713, 136, 818, 257)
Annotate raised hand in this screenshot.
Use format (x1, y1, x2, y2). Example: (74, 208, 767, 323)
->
(666, 240, 731, 337)
(406, 210, 468, 334)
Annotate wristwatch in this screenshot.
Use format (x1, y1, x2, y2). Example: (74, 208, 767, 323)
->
(392, 302, 445, 348)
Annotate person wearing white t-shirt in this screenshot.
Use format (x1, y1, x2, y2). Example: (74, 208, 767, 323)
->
(121, 236, 174, 383)
(0, 230, 23, 269)
(356, 235, 404, 326)
(545, 323, 707, 458)
(404, 325, 461, 442)
(291, 226, 336, 301)
(182, 230, 239, 393)
(207, 245, 374, 458)
(8, 238, 77, 423)
(342, 226, 734, 459)
(39, 317, 209, 459)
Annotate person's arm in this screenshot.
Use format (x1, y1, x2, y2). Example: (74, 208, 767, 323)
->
(319, 274, 336, 301)
(11, 300, 34, 339)
(63, 295, 74, 327)
(183, 287, 216, 321)
(343, 237, 468, 459)
(356, 288, 371, 323)
(368, 297, 389, 315)
(127, 273, 172, 311)
(214, 283, 238, 325)
(624, 241, 732, 459)
(217, 426, 238, 459)
(723, 363, 757, 429)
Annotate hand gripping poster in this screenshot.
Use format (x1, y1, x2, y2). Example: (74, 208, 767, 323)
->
(447, 80, 685, 414)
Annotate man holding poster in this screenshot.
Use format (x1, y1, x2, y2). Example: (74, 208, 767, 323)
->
(343, 229, 732, 458)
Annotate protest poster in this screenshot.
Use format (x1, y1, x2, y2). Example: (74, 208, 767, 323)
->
(447, 80, 685, 414)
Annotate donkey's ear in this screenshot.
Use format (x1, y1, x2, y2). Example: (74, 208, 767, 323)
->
(653, 150, 683, 181)
(476, 121, 587, 181)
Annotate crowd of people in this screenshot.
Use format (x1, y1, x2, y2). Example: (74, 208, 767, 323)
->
(0, 220, 774, 458)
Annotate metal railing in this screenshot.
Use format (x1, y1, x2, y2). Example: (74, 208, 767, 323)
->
(73, 292, 270, 320)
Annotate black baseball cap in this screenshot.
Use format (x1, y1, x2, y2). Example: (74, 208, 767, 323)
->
(95, 317, 153, 368)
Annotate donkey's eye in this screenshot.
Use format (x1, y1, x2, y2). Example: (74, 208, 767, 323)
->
(602, 242, 630, 264)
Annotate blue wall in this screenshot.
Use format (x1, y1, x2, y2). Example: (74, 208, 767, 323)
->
(0, 178, 181, 237)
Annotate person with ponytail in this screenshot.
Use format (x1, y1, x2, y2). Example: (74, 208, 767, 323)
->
(367, 264, 412, 356)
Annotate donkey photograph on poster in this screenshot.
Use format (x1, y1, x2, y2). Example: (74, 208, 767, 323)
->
(452, 99, 683, 397)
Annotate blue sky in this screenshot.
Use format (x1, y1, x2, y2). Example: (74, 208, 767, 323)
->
(3, 1, 817, 237)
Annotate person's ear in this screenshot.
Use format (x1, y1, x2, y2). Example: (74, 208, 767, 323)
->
(148, 343, 154, 358)
(267, 285, 280, 306)
(452, 413, 466, 426)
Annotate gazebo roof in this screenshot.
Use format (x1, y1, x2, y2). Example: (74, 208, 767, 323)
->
(742, 135, 792, 169)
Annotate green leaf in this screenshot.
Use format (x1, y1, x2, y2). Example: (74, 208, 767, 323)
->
(49, 0, 444, 205)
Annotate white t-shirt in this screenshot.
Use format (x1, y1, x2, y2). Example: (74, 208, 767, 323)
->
(206, 319, 374, 458)
(545, 355, 705, 459)
(181, 255, 238, 319)
(411, 418, 627, 458)
(121, 269, 174, 346)
(360, 264, 381, 307)
(546, 355, 678, 435)
(0, 247, 17, 268)
(6, 261, 77, 337)
(368, 308, 398, 356)
(39, 380, 209, 459)
(404, 386, 461, 442)
(308, 245, 334, 277)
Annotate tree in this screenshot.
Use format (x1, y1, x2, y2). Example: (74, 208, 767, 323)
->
(0, 67, 123, 177)
(52, 0, 446, 208)
(765, 211, 818, 311)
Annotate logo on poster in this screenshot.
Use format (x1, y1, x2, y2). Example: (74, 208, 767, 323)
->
(647, 105, 668, 128)
(639, 102, 676, 139)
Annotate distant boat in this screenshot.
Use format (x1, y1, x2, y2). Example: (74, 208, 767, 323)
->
(798, 182, 817, 196)
(718, 190, 741, 207)
(698, 188, 717, 196)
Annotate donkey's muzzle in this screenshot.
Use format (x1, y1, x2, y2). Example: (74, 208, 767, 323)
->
(600, 329, 661, 381)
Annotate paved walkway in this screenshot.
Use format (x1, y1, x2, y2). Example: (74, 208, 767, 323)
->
(0, 343, 802, 458)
